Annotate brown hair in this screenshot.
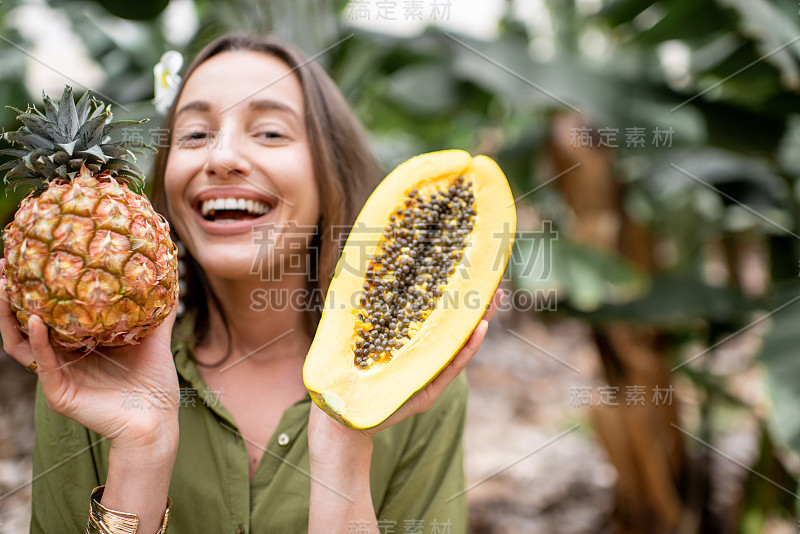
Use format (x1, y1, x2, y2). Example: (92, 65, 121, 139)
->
(151, 33, 380, 364)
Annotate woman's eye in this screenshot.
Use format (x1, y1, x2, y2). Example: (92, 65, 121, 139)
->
(176, 130, 212, 146)
(261, 131, 285, 139)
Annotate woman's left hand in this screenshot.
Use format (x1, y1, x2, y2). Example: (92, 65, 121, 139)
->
(308, 288, 504, 445)
(365, 287, 503, 434)
(307, 289, 503, 532)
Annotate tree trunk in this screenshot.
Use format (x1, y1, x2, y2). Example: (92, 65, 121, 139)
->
(548, 112, 689, 533)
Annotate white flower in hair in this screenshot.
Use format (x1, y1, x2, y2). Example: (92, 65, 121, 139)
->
(153, 51, 183, 115)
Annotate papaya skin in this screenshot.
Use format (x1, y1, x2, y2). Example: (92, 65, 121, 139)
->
(311, 336, 469, 429)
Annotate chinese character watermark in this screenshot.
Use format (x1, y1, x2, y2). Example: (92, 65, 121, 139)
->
(179, 386, 197, 408)
(430, 519, 452, 534)
(347, 518, 451, 533)
(569, 126, 674, 149)
(349, 520, 372, 534)
(121, 388, 226, 410)
(346, 0, 452, 21)
(569, 385, 675, 407)
(506, 221, 557, 281)
(251, 222, 319, 282)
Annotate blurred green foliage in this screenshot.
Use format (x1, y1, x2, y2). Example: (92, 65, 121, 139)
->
(2, 0, 800, 530)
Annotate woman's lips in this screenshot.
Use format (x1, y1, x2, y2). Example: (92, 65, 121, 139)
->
(193, 203, 277, 235)
(190, 186, 280, 235)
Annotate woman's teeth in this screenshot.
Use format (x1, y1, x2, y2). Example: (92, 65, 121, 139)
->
(200, 198, 272, 220)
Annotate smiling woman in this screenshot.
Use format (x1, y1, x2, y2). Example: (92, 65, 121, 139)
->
(6, 33, 503, 534)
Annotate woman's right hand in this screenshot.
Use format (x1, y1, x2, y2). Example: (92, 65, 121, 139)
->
(0, 258, 180, 451)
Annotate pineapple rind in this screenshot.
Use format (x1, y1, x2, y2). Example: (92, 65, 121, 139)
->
(3, 168, 179, 351)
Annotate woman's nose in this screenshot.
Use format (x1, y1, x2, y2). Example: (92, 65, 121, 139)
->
(204, 131, 252, 178)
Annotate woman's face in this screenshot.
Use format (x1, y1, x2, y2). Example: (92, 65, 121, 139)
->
(165, 50, 320, 283)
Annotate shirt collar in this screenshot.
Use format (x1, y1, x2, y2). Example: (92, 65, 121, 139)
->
(171, 307, 311, 427)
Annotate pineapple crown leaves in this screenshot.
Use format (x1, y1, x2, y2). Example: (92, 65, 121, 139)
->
(0, 85, 156, 195)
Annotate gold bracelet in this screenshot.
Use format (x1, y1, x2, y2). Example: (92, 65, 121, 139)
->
(85, 485, 172, 534)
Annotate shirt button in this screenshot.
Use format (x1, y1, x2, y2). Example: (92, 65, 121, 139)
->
(277, 432, 290, 446)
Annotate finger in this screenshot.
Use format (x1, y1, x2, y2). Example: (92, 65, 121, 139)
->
(162, 302, 179, 330)
(0, 265, 30, 363)
(453, 318, 488, 371)
(406, 320, 488, 415)
(442, 289, 501, 375)
(480, 289, 504, 324)
(147, 303, 179, 349)
(27, 315, 60, 374)
(374, 320, 490, 431)
(427, 319, 488, 396)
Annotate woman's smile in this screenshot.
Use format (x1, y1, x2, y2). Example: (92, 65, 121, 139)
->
(191, 185, 278, 235)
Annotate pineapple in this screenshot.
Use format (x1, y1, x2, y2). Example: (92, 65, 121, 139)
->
(0, 86, 178, 351)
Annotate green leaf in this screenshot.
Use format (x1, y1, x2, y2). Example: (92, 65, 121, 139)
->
(635, 0, 731, 44)
(54, 164, 69, 179)
(511, 232, 649, 312)
(0, 148, 27, 158)
(57, 86, 80, 139)
(4, 130, 52, 150)
(98, 145, 134, 160)
(757, 283, 800, 460)
(28, 147, 55, 160)
(102, 118, 148, 139)
(100, 145, 136, 161)
(56, 140, 78, 156)
(6, 163, 34, 177)
(17, 112, 67, 144)
(107, 141, 155, 152)
(75, 90, 92, 123)
(386, 63, 458, 116)
(600, 0, 658, 27)
(7, 105, 25, 117)
(110, 168, 145, 193)
(89, 104, 108, 121)
(42, 91, 58, 122)
(76, 144, 108, 163)
(102, 158, 139, 171)
(103, 159, 145, 188)
(642, 148, 787, 211)
(716, 0, 800, 90)
(4, 164, 39, 190)
(0, 160, 19, 173)
(6, 179, 42, 193)
(32, 155, 56, 176)
(580, 274, 754, 325)
(76, 111, 110, 149)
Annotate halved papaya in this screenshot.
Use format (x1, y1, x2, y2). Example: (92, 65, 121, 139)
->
(303, 150, 516, 429)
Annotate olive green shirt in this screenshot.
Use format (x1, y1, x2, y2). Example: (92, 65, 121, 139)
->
(29, 330, 469, 533)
